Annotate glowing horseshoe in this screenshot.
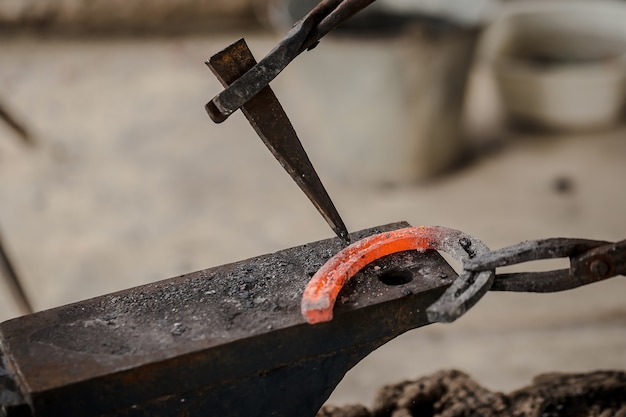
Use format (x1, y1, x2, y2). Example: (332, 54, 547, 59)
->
(301, 226, 494, 324)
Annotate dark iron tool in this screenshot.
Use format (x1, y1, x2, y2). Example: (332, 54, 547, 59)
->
(205, 0, 375, 124)
(465, 237, 626, 292)
(205, 0, 387, 243)
(206, 38, 349, 243)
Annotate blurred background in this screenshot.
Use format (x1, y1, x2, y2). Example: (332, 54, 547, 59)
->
(0, 0, 625, 407)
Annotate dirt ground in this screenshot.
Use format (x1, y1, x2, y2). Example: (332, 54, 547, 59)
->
(318, 370, 626, 417)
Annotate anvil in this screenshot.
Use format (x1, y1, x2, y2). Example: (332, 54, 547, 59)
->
(0, 222, 456, 417)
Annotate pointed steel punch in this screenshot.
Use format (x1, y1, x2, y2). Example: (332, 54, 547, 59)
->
(204, 1, 376, 243)
(206, 39, 349, 242)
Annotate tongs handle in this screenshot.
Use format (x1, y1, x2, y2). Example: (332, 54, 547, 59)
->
(206, 0, 375, 123)
(571, 239, 626, 284)
(464, 238, 625, 293)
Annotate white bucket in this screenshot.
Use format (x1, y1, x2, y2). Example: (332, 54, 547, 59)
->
(481, 0, 626, 131)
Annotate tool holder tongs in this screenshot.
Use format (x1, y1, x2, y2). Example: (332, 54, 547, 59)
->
(204, 1, 378, 242)
(206, 0, 375, 123)
(465, 238, 626, 292)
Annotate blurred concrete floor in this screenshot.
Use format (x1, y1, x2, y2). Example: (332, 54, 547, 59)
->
(0, 33, 624, 407)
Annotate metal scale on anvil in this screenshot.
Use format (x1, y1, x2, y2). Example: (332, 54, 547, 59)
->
(1, 1, 624, 416)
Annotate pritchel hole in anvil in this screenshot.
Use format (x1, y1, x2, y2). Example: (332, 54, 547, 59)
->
(378, 269, 413, 286)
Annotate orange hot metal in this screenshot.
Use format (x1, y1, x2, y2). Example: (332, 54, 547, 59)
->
(301, 226, 439, 324)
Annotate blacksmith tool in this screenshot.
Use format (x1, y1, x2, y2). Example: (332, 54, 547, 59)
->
(0, 222, 458, 417)
(205, 0, 375, 124)
(206, 38, 349, 243)
(205, 0, 385, 243)
(464, 237, 626, 292)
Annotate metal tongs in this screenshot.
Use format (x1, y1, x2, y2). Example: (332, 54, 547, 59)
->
(206, 0, 375, 124)
(465, 238, 626, 293)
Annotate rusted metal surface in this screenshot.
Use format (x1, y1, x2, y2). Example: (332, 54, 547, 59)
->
(0, 222, 456, 417)
(206, 38, 349, 242)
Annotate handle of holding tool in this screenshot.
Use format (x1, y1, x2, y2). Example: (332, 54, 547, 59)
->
(206, 0, 376, 123)
(465, 238, 625, 293)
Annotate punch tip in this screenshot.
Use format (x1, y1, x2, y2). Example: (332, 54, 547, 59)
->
(335, 226, 351, 245)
